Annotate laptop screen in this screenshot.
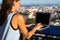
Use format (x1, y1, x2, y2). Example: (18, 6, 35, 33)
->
(35, 12, 51, 26)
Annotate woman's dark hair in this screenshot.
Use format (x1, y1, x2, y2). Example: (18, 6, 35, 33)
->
(0, 0, 19, 26)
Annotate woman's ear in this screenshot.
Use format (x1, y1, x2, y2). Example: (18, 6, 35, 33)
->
(13, 1, 16, 6)
(11, 1, 17, 12)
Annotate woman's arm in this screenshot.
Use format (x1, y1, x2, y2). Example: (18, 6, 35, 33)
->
(26, 24, 35, 28)
(17, 14, 42, 39)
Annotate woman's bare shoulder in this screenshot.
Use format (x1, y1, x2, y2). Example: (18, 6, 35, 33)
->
(15, 13, 24, 19)
(11, 13, 23, 29)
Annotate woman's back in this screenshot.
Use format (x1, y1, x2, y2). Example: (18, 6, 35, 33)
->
(0, 12, 20, 40)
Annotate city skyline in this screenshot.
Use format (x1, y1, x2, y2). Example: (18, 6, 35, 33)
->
(0, 0, 60, 5)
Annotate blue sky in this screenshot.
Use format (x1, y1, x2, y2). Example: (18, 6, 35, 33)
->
(0, 0, 60, 5)
(21, 0, 60, 5)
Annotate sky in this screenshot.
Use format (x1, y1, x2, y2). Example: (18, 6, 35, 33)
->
(0, 0, 60, 5)
(21, 0, 60, 5)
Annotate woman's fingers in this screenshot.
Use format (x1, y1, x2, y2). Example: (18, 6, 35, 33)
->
(35, 23, 43, 30)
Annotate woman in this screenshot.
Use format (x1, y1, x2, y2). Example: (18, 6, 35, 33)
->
(0, 0, 43, 40)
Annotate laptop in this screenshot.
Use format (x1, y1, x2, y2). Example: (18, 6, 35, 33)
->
(35, 12, 51, 28)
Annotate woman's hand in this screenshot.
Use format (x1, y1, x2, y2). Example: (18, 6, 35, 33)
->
(35, 23, 43, 30)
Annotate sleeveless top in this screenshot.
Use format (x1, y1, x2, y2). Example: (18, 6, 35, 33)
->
(0, 12, 20, 40)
